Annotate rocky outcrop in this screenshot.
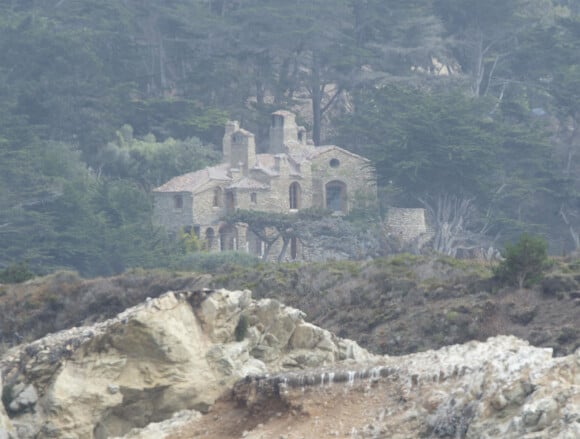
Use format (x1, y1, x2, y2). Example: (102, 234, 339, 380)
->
(2, 286, 578, 439)
(0, 289, 371, 439)
(230, 335, 579, 439)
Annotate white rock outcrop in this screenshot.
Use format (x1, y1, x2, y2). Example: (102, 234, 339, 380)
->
(0, 289, 372, 438)
(2, 287, 577, 439)
(232, 335, 579, 439)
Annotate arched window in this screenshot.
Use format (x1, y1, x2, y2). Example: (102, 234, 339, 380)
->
(289, 182, 301, 210)
(325, 180, 347, 212)
(213, 187, 222, 207)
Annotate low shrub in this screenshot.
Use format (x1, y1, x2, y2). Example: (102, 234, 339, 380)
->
(176, 251, 261, 273)
(0, 261, 35, 284)
(540, 274, 578, 296)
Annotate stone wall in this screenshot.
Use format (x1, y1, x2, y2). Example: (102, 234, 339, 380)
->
(310, 148, 376, 212)
(192, 187, 224, 226)
(152, 192, 194, 234)
(385, 207, 428, 243)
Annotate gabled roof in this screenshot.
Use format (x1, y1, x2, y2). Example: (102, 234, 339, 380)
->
(153, 163, 231, 193)
(307, 145, 371, 162)
(251, 153, 303, 177)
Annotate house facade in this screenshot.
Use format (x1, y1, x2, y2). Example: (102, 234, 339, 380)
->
(152, 110, 377, 260)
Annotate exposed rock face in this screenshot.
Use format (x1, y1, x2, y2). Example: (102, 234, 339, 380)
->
(1, 287, 578, 439)
(225, 336, 579, 439)
(0, 289, 371, 439)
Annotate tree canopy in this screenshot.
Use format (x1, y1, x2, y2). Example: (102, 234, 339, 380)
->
(1, 0, 580, 274)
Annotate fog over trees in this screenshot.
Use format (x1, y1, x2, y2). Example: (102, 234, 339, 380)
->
(1, 0, 579, 276)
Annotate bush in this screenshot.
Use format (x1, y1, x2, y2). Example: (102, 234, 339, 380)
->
(494, 234, 550, 288)
(0, 261, 35, 284)
(176, 251, 261, 273)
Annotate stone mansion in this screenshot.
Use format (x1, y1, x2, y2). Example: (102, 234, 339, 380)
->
(152, 110, 377, 260)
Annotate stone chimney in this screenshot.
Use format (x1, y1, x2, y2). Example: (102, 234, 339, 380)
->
(269, 110, 299, 154)
(222, 120, 239, 163)
(230, 129, 256, 175)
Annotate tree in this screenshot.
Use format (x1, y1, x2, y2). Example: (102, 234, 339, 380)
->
(94, 126, 220, 190)
(334, 83, 557, 255)
(434, 0, 555, 98)
(227, 209, 301, 262)
(494, 233, 550, 288)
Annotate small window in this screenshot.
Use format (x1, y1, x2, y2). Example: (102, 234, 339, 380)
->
(326, 180, 347, 212)
(329, 158, 340, 168)
(174, 194, 183, 209)
(250, 192, 257, 204)
(289, 182, 301, 210)
(213, 187, 222, 207)
(226, 191, 235, 210)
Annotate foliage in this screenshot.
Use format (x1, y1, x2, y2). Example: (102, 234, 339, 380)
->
(95, 127, 220, 190)
(228, 209, 382, 261)
(494, 234, 551, 288)
(180, 229, 203, 253)
(0, 0, 579, 275)
(0, 261, 35, 284)
(176, 251, 261, 273)
(334, 81, 561, 253)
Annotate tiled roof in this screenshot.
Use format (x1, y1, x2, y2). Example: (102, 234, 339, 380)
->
(153, 163, 231, 193)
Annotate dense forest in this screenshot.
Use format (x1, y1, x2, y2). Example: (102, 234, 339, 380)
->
(1, 0, 580, 277)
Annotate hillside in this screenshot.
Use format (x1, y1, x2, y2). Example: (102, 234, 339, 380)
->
(0, 269, 578, 438)
(1, 256, 578, 360)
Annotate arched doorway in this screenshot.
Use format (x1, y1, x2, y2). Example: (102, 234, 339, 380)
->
(205, 228, 215, 250)
(289, 182, 301, 210)
(325, 180, 347, 212)
(219, 224, 238, 251)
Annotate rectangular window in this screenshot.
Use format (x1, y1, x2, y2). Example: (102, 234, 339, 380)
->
(250, 192, 257, 204)
(174, 194, 183, 209)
